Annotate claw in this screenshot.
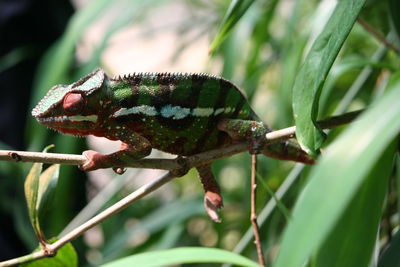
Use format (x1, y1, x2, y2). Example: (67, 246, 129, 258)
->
(196, 165, 224, 222)
(204, 191, 223, 223)
(113, 167, 126, 175)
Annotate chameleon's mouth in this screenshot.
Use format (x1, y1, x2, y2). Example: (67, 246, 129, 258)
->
(35, 115, 98, 124)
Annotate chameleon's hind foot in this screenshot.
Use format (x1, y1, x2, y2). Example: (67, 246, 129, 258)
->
(196, 165, 223, 222)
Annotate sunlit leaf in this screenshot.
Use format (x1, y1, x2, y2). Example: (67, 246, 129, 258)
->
(292, 0, 366, 155)
(101, 247, 260, 267)
(274, 76, 400, 267)
(24, 160, 43, 238)
(24, 145, 58, 241)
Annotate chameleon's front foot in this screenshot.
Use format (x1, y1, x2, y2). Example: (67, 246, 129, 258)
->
(78, 150, 131, 174)
(79, 150, 114, 172)
(79, 139, 152, 174)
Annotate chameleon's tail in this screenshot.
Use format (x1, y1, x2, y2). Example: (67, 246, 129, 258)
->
(262, 140, 315, 164)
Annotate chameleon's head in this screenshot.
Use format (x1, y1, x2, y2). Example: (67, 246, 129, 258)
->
(32, 69, 107, 136)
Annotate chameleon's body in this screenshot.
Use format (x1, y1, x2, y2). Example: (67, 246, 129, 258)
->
(32, 68, 313, 221)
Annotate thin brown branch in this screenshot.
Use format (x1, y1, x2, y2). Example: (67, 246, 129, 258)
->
(0, 172, 176, 266)
(357, 18, 400, 55)
(250, 154, 265, 266)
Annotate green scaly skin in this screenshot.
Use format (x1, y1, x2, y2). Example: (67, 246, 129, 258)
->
(32, 68, 314, 222)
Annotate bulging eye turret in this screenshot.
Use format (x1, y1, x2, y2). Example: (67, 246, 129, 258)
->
(63, 92, 86, 114)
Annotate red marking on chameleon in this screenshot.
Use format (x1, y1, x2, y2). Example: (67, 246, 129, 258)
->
(63, 92, 85, 114)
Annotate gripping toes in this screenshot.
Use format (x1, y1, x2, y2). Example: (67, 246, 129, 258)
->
(79, 150, 108, 171)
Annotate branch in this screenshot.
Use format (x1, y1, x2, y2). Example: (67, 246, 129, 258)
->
(0, 110, 363, 171)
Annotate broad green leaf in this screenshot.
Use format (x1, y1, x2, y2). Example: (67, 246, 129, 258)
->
(378, 228, 400, 267)
(101, 247, 260, 267)
(292, 0, 366, 155)
(21, 242, 78, 267)
(274, 77, 400, 267)
(209, 0, 255, 53)
(313, 141, 396, 267)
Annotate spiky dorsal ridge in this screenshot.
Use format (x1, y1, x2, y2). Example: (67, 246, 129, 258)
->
(111, 71, 230, 83)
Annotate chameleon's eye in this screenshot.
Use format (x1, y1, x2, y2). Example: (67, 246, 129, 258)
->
(63, 92, 85, 114)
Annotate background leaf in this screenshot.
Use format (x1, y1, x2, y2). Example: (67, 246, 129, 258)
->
(101, 247, 260, 267)
(209, 0, 255, 53)
(378, 228, 400, 267)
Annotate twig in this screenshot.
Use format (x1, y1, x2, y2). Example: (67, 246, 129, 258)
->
(250, 154, 265, 266)
(357, 18, 400, 55)
(0, 172, 176, 266)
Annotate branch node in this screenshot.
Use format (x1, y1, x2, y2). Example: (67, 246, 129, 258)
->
(8, 152, 22, 162)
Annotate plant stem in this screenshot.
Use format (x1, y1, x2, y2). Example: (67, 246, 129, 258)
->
(357, 18, 400, 55)
(250, 154, 266, 266)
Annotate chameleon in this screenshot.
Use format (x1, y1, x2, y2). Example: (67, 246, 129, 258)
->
(32, 68, 314, 222)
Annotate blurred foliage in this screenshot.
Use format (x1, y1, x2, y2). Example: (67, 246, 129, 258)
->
(1, 0, 400, 266)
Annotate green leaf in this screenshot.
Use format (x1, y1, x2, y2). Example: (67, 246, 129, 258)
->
(313, 141, 395, 267)
(378, 228, 400, 267)
(274, 76, 400, 267)
(21, 242, 78, 267)
(209, 0, 255, 53)
(24, 160, 43, 239)
(37, 164, 60, 221)
(292, 0, 366, 156)
(24, 146, 59, 241)
(101, 247, 260, 267)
